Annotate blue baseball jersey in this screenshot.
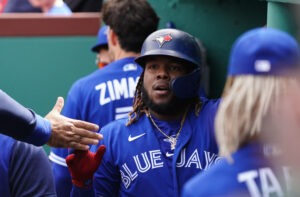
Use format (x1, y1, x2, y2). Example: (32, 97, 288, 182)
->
(182, 142, 290, 197)
(49, 57, 143, 197)
(0, 134, 56, 197)
(71, 98, 221, 197)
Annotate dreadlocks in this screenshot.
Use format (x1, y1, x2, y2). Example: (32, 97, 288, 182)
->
(127, 70, 147, 126)
(127, 70, 203, 126)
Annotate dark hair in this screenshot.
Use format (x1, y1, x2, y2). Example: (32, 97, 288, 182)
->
(102, 0, 159, 53)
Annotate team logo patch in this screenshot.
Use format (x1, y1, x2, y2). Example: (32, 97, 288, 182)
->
(153, 33, 172, 48)
(104, 28, 108, 35)
(123, 63, 137, 71)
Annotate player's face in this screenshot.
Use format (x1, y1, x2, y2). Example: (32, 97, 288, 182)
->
(96, 48, 111, 68)
(143, 56, 188, 106)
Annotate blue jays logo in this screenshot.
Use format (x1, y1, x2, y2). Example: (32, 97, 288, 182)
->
(153, 33, 172, 48)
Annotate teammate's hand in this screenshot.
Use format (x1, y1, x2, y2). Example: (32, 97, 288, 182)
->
(66, 145, 106, 188)
(45, 97, 102, 150)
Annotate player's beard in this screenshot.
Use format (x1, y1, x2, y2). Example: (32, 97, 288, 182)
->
(141, 86, 189, 116)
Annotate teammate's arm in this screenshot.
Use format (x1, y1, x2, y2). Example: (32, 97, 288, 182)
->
(0, 89, 101, 150)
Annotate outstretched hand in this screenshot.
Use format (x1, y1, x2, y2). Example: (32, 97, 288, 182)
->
(66, 145, 106, 188)
(45, 97, 102, 150)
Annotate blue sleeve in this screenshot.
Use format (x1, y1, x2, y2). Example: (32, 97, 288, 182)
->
(24, 114, 52, 146)
(0, 89, 51, 146)
(50, 82, 82, 197)
(9, 140, 56, 196)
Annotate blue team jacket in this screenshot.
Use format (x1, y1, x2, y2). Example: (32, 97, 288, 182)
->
(78, 98, 221, 197)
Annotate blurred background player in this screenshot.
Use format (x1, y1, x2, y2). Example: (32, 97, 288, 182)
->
(66, 28, 220, 197)
(28, 0, 71, 15)
(2, 0, 41, 13)
(49, 0, 159, 196)
(182, 27, 300, 197)
(90, 25, 111, 69)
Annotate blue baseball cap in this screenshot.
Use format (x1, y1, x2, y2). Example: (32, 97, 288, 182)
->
(91, 25, 108, 53)
(228, 27, 300, 76)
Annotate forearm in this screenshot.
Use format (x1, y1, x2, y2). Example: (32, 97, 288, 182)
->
(0, 90, 51, 145)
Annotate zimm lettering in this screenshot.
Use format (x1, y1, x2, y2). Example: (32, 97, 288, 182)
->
(95, 77, 140, 106)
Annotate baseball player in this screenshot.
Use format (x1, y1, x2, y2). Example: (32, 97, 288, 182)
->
(66, 28, 221, 197)
(182, 27, 300, 197)
(49, 0, 159, 196)
(91, 25, 111, 69)
(0, 89, 100, 149)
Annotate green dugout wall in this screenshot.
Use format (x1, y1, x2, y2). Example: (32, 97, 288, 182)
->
(0, 13, 100, 116)
(0, 36, 97, 113)
(0, 13, 101, 153)
(147, 0, 267, 98)
(267, 0, 300, 36)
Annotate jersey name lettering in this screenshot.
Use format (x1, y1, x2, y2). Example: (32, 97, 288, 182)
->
(95, 77, 139, 106)
(238, 166, 290, 197)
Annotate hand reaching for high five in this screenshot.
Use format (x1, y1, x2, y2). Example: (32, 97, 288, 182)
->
(45, 97, 102, 150)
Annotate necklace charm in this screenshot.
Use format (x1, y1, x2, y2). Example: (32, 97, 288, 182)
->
(170, 137, 177, 150)
(147, 110, 188, 152)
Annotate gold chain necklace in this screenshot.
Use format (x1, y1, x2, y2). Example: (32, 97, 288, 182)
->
(147, 110, 188, 150)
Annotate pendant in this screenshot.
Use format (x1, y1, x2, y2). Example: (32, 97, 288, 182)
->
(170, 137, 177, 150)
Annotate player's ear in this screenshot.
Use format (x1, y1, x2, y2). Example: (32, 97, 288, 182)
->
(107, 27, 118, 46)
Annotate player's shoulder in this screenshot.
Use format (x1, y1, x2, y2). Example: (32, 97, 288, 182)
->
(182, 158, 231, 196)
(68, 70, 99, 90)
(200, 97, 221, 108)
(195, 97, 221, 119)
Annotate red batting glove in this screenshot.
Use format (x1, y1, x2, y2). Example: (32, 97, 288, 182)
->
(66, 145, 106, 188)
